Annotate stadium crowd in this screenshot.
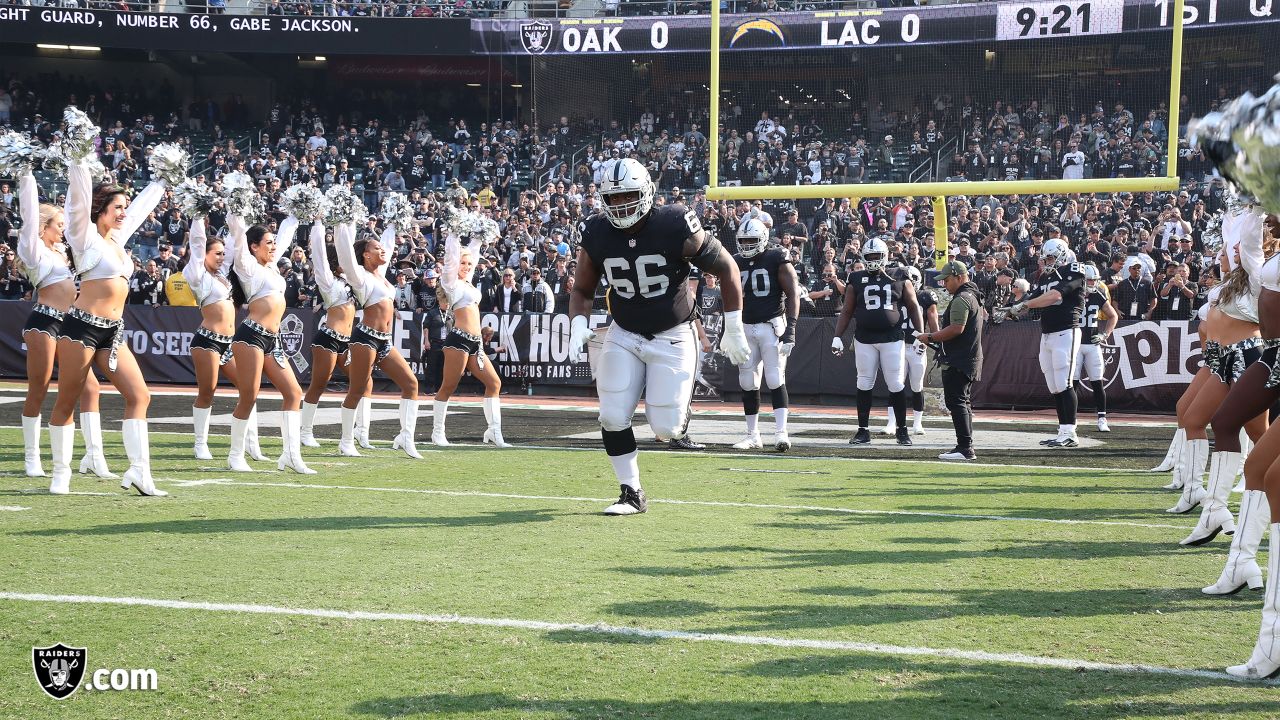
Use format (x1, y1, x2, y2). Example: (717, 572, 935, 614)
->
(0, 68, 1266, 340)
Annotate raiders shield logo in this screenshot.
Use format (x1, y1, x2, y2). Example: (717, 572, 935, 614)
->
(279, 313, 309, 373)
(520, 21, 553, 54)
(33, 643, 87, 700)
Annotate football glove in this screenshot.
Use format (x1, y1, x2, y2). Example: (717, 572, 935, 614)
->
(720, 310, 751, 366)
(567, 315, 595, 364)
(831, 336, 845, 355)
(779, 319, 796, 357)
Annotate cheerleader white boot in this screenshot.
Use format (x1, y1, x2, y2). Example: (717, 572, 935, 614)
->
(300, 401, 321, 448)
(22, 414, 45, 477)
(1167, 438, 1209, 513)
(245, 405, 269, 462)
(356, 397, 375, 449)
(78, 411, 118, 479)
(192, 406, 214, 460)
(227, 416, 254, 472)
(337, 404, 363, 453)
(1205, 490, 1269, 595)
(482, 396, 510, 448)
(431, 400, 450, 446)
(338, 405, 362, 457)
(1152, 428, 1184, 473)
(121, 419, 167, 496)
(391, 399, 423, 459)
(1180, 451, 1238, 545)
(1227, 524, 1280, 680)
(48, 422, 73, 495)
(1234, 430, 1252, 494)
(277, 410, 316, 475)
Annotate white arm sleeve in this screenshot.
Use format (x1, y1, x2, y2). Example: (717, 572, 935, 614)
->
(63, 160, 94, 257)
(183, 217, 207, 285)
(229, 213, 258, 296)
(1231, 207, 1266, 296)
(274, 215, 299, 265)
(16, 173, 41, 271)
(118, 180, 166, 247)
(310, 222, 335, 295)
(333, 222, 365, 298)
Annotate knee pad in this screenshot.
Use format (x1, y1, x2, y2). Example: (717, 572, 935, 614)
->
(763, 363, 785, 390)
(646, 402, 688, 442)
(743, 388, 761, 416)
(770, 385, 789, 410)
(738, 365, 761, 392)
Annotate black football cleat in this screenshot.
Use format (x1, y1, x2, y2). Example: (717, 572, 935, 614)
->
(850, 428, 872, 445)
(668, 436, 706, 450)
(603, 485, 647, 516)
(1046, 436, 1080, 448)
(895, 427, 913, 446)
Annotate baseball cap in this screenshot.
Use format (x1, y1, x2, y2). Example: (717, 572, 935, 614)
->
(425, 269, 438, 279)
(937, 261, 968, 279)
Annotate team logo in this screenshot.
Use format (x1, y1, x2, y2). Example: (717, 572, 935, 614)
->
(729, 18, 786, 48)
(279, 313, 309, 373)
(32, 643, 86, 700)
(628, 238, 637, 247)
(1077, 340, 1123, 391)
(520, 21, 553, 54)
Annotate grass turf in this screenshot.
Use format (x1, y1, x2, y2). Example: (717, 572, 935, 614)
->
(1, 427, 1276, 718)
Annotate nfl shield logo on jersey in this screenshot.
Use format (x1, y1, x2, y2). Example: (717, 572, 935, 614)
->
(32, 643, 87, 700)
(628, 238, 637, 247)
(520, 21, 553, 54)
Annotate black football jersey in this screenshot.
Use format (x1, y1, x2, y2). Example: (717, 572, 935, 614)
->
(734, 247, 787, 325)
(1033, 264, 1087, 333)
(580, 204, 701, 336)
(1081, 287, 1108, 344)
(901, 284, 934, 335)
(847, 269, 904, 343)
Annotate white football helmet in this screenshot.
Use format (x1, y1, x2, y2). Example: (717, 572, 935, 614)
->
(737, 218, 770, 258)
(903, 265, 922, 287)
(863, 237, 889, 272)
(1041, 237, 1070, 269)
(599, 158, 655, 230)
(1081, 262, 1100, 287)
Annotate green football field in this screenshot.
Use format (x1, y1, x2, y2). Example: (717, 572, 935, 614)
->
(2, 421, 1279, 719)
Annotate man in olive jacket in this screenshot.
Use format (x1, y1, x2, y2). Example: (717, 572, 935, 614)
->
(916, 261, 984, 461)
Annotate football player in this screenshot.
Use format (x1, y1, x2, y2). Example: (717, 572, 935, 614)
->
(831, 237, 924, 446)
(568, 159, 750, 515)
(882, 264, 937, 436)
(1005, 237, 1089, 447)
(1074, 264, 1119, 432)
(729, 218, 800, 452)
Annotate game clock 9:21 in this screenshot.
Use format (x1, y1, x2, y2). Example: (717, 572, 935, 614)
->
(995, 0, 1124, 40)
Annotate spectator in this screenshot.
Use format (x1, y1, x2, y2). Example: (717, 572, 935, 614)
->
(1112, 261, 1157, 320)
(523, 267, 555, 314)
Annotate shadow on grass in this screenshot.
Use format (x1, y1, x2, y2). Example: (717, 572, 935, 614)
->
(13, 509, 563, 536)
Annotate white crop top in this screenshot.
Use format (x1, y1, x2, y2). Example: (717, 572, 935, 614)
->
(308, 221, 354, 310)
(1198, 285, 1221, 322)
(230, 213, 290, 304)
(17, 173, 74, 290)
(1218, 206, 1265, 323)
(441, 232, 482, 311)
(182, 217, 235, 307)
(334, 224, 396, 308)
(64, 160, 164, 282)
(1262, 255, 1280, 295)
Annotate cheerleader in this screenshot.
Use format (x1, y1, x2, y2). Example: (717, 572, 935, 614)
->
(1230, 212, 1280, 678)
(225, 213, 313, 474)
(16, 170, 113, 482)
(183, 215, 241, 460)
(299, 222, 354, 448)
(1167, 224, 1270, 526)
(333, 217, 421, 458)
(433, 225, 508, 447)
(49, 159, 167, 496)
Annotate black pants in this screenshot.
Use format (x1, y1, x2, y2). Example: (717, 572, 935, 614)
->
(942, 366, 975, 451)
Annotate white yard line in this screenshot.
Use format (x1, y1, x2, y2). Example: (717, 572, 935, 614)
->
(0, 506, 30, 511)
(0, 591, 1253, 683)
(155, 478, 1191, 531)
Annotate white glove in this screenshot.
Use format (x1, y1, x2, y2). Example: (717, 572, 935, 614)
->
(719, 310, 751, 366)
(568, 315, 595, 364)
(779, 341, 795, 357)
(831, 336, 845, 355)
(1010, 301, 1027, 317)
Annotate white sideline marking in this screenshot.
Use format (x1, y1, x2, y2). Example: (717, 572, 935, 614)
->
(0, 425, 1144, 474)
(157, 479, 1189, 531)
(0, 591, 1254, 683)
(723, 468, 829, 475)
(0, 506, 29, 511)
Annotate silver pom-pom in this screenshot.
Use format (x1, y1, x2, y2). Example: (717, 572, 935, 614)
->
(323, 184, 368, 226)
(442, 206, 476, 238)
(1190, 73, 1280, 214)
(148, 143, 190, 187)
(1201, 211, 1226, 256)
(220, 171, 265, 224)
(0, 131, 38, 178)
(60, 106, 101, 163)
(380, 192, 417, 235)
(173, 178, 217, 218)
(281, 184, 325, 222)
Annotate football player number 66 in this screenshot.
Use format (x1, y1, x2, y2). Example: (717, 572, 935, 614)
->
(604, 254, 669, 299)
